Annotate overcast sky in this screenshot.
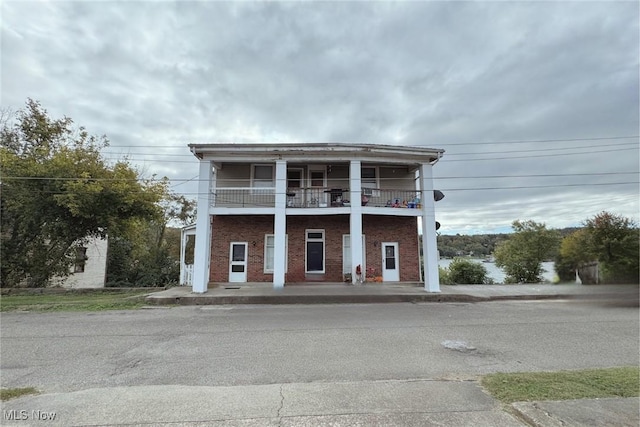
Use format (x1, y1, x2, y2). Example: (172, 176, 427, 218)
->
(2, 1, 638, 234)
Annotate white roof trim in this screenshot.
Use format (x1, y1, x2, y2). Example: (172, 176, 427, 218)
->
(188, 142, 444, 164)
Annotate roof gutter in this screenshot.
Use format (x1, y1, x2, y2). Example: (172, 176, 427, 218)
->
(430, 151, 443, 165)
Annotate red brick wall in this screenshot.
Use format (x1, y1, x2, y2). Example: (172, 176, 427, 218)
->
(209, 214, 420, 284)
(362, 216, 420, 282)
(210, 215, 274, 283)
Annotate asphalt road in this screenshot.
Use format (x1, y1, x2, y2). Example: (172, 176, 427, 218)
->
(2, 300, 638, 394)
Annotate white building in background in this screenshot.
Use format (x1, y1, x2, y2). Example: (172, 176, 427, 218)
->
(59, 237, 108, 288)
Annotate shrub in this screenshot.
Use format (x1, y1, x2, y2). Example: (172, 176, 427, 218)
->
(448, 257, 491, 284)
(438, 266, 452, 285)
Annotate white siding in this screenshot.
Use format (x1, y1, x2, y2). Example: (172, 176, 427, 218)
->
(60, 237, 108, 288)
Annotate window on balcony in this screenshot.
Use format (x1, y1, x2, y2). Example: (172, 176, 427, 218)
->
(361, 166, 380, 196)
(252, 165, 274, 188)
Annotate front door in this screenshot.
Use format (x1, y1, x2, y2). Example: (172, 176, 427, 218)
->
(229, 242, 248, 282)
(382, 242, 400, 282)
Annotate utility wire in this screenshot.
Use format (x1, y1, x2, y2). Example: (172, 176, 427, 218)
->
(101, 135, 639, 149)
(97, 141, 639, 159)
(95, 144, 639, 164)
(17, 181, 637, 197)
(444, 142, 637, 156)
(443, 146, 638, 162)
(407, 135, 639, 147)
(2, 171, 638, 182)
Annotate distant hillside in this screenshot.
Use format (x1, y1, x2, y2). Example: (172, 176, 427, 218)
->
(436, 227, 580, 258)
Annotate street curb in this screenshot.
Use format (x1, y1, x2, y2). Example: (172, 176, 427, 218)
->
(144, 293, 573, 306)
(510, 402, 561, 427)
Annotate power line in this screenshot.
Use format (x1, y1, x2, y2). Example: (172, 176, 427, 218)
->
(444, 142, 637, 156)
(435, 172, 639, 180)
(99, 139, 640, 158)
(95, 144, 639, 164)
(101, 135, 640, 149)
(3, 170, 638, 183)
(23, 181, 635, 196)
(443, 146, 638, 162)
(407, 135, 639, 147)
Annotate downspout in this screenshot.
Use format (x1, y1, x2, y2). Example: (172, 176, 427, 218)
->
(430, 151, 443, 165)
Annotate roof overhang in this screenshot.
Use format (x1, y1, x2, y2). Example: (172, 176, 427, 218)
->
(188, 142, 445, 165)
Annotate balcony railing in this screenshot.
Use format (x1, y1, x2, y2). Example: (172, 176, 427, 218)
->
(212, 187, 424, 209)
(213, 188, 276, 208)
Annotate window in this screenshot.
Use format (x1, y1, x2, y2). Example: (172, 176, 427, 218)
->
(287, 169, 302, 188)
(361, 166, 379, 196)
(264, 234, 288, 273)
(305, 229, 325, 273)
(252, 164, 274, 188)
(74, 247, 88, 273)
(343, 235, 366, 274)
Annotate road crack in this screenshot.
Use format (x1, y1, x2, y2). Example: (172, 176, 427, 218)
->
(277, 383, 285, 425)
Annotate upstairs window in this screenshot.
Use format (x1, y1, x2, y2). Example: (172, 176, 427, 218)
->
(252, 165, 274, 188)
(361, 166, 379, 196)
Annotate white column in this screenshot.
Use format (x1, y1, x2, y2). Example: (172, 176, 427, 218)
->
(273, 160, 287, 289)
(420, 163, 440, 292)
(349, 160, 364, 284)
(192, 160, 213, 293)
(179, 229, 187, 285)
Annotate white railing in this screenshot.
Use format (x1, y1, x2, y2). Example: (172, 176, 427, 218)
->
(210, 187, 423, 209)
(182, 264, 194, 286)
(212, 187, 276, 208)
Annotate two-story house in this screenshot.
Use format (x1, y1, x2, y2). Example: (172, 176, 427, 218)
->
(188, 143, 444, 292)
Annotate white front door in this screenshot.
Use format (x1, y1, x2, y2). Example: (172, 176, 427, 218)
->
(229, 242, 248, 282)
(382, 242, 400, 282)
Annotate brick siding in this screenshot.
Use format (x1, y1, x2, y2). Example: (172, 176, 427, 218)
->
(209, 214, 421, 284)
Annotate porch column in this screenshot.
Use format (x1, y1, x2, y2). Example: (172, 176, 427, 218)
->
(193, 160, 213, 293)
(349, 160, 364, 284)
(419, 163, 440, 292)
(273, 160, 287, 289)
(179, 228, 187, 285)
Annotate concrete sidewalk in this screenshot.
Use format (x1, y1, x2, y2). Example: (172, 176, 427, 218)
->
(0, 380, 529, 426)
(3, 382, 637, 426)
(144, 283, 639, 306)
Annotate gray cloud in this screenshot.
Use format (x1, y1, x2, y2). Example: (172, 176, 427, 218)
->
(2, 0, 638, 234)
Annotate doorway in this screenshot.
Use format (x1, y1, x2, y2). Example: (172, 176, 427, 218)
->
(382, 242, 399, 282)
(229, 242, 248, 282)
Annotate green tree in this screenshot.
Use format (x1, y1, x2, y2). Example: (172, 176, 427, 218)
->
(106, 189, 196, 287)
(494, 220, 560, 283)
(556, 228, 592, 282)
(447, 257, 492, 284)
(559, 212, 639, 284)
(0, 99, 163, 287)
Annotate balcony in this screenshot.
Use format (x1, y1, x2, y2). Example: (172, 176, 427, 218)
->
(212, 187, 424, 210)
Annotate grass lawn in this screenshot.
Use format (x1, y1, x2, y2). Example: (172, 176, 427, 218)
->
(0, 291, 150, 312)
(0, 387, 39, 401)
(481, 367, 640, 403)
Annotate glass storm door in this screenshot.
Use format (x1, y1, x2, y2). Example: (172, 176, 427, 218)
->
(229, 242, 248, 283)
(382, 242, 400, 282)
